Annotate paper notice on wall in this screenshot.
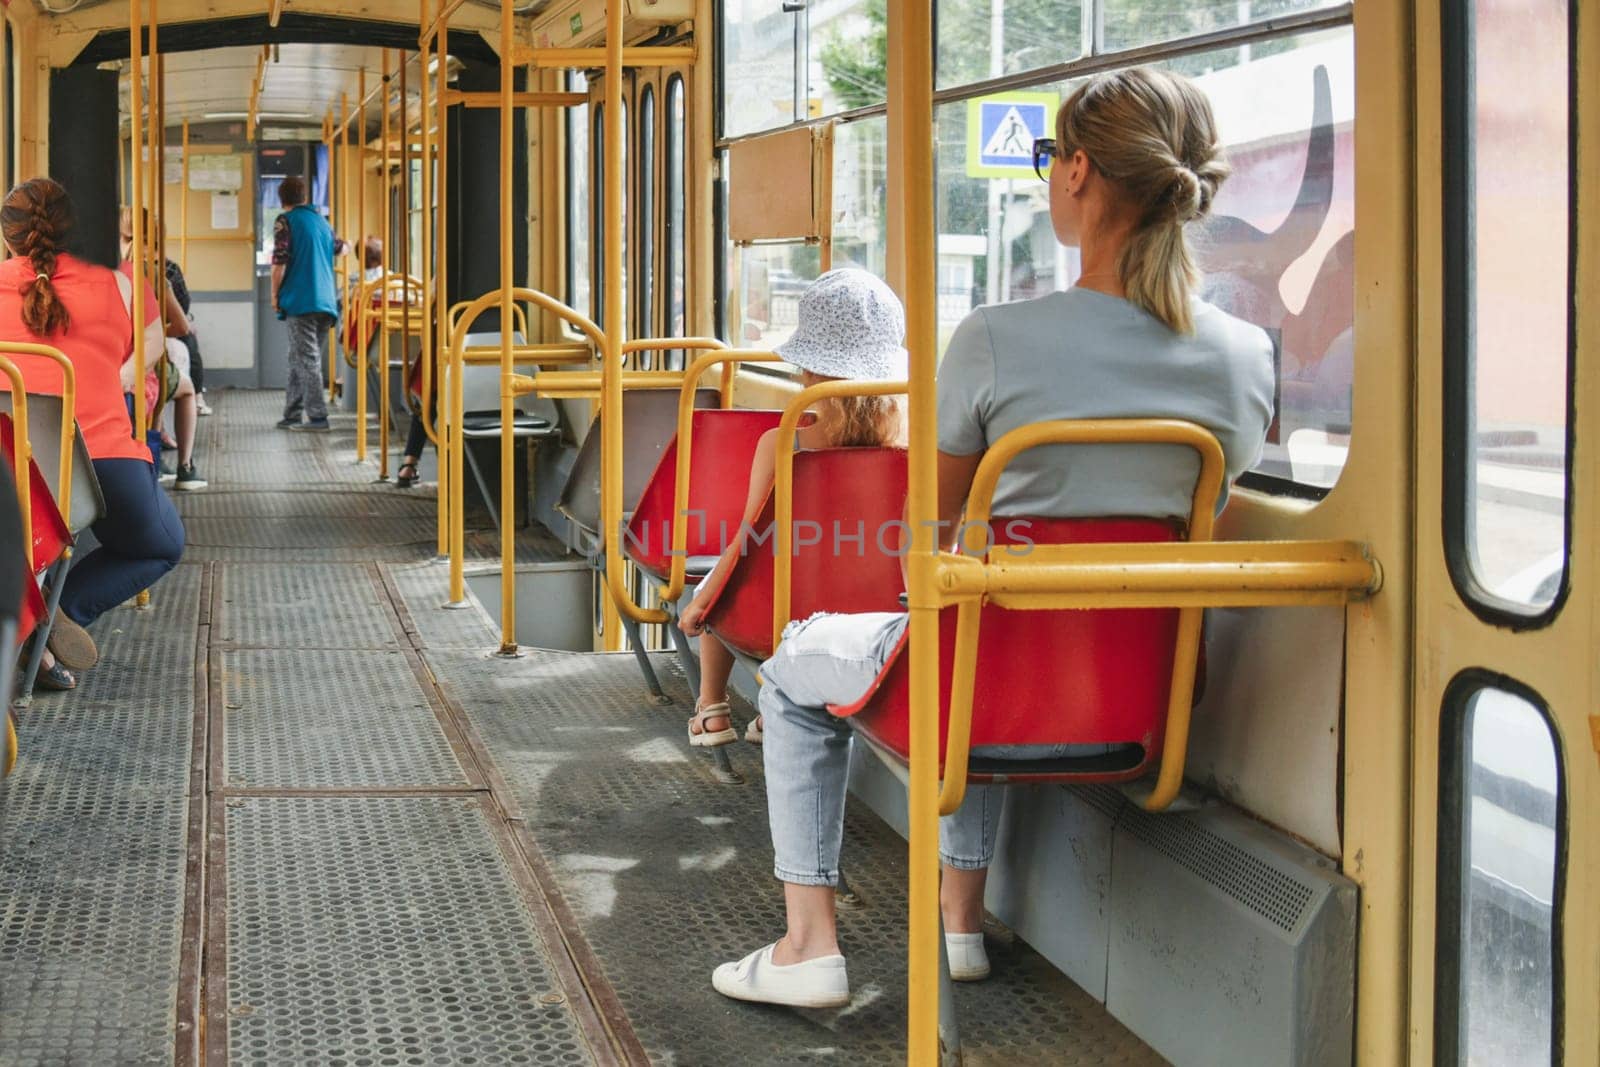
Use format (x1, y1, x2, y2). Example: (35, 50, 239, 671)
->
(163, 147, 183, 185)
(210, 191, 240, 230)
(190, 154, 243, 192)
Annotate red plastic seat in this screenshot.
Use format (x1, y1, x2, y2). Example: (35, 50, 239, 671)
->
(0, 414, 72, 575)
(698, 447, 908, 660)
(623, 408, 784, 584)
(828, 517, 1185, 784)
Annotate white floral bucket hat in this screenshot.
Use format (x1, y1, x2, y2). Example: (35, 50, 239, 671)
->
(774, 268, 908, 382)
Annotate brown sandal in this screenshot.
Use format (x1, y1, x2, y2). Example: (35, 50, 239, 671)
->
(688, 701, 738, 748)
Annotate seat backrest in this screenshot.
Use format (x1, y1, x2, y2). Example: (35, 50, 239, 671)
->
(0, 392, 106, 534)
(623, 408, 784, 579)
(703, 446, 908, 658)
(0, 460, 23, 633)
(0, 414, 73, 573)
(834, 516, 1183, 771)
(558, 387, 720, 545)
(437, 330, 561, 429)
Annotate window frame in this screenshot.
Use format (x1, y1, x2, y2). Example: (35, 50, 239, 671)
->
(1439, 0, 1576, 629)
(565, 70, 591, 324)
(665, 74, 688, 370)
(637, 82, 657, 366)
(1434, 668, 1567, 1065)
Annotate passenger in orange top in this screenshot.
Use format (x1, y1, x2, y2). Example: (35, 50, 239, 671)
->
(0, 179, 184, 685)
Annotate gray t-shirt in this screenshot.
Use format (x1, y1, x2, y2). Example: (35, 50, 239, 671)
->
(937, 288, 1275, 520)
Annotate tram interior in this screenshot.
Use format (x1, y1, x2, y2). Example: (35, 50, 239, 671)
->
(0, 0, 1579, 1065)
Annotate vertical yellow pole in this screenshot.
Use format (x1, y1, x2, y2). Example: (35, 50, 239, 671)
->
(154, 50, 165, 308)
(179, 120, 189, 274)
(888, 2, 940, 1063)
(600, 0, 625, 630)
(325, 111, 338, 395)
(380, 49, 393, 480)
(419, 1, 445, 558)
(339, 90, 350, 401)
(356, 66, 368, 461)
(129, 0, 146, 440)
(435, 2, 454, 563)
(446, 12, 470, 604)
(399, 54, 413, 447)
(496, 0, 517, 652)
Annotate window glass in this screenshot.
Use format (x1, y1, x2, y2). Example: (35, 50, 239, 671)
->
(638, 86, 656, 366)
(594, 101, 628, 331)
(811, 0, 891, 111)
(936, 0, 1083, 91)
(666, 76, 688, 369)
(1442, 684, 1562, 1064)
(931, 27, 1355, 488)
(731, 243, 821, 358)
(567, 71, 591, 321)
(1102, 0, 1342, 52)
(722, 1, 799, 137)
(832, 117, 889, 277)
(1456, 0, 1569, 612)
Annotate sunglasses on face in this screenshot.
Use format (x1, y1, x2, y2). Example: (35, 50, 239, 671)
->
(1032, 137, 1058, 181)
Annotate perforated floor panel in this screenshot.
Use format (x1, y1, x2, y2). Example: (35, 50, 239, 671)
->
(220, 648, 468, 789)
(417, 646, 1165, 1066)
(215, 563, 401, 650)
(0, 565, 200, 1066)
(224, 795, 595, 1066)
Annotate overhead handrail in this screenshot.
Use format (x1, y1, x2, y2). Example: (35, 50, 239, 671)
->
(0, 355, 31, 553)
(772, 379, 909, 648)
(658, 348, 778, 603)
(0, 344, 76, 523)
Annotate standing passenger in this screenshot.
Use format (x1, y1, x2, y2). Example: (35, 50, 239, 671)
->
(711, 67, 1276, 1008)
(271, 175, 338, 432)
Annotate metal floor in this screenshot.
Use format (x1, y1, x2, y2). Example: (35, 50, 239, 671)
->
(2, 391, 1164, 1065)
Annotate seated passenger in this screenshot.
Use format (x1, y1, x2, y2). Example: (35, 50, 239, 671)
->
(118, 211, 204, 492)
(0, 179, 185, 685)
(711, 68, 1275, 1008)
(678, 268, 906, 748)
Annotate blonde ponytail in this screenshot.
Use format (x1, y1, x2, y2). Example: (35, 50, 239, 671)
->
(1055, 67, 1230, 334)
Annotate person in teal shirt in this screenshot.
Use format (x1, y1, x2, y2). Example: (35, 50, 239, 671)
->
(271, 175, 339, 431)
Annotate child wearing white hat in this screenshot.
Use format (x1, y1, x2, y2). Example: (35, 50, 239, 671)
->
(679, 268, 907, 748)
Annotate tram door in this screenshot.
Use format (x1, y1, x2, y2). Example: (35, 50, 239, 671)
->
(1409, 0, 1595, 1061)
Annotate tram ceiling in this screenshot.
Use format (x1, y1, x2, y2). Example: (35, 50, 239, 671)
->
(43, 6, 507, 68)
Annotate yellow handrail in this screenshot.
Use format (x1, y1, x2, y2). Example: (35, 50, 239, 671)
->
(771, 380, 908, 648)
(445, 286, 605, 607)
(0, 355, 31, 554)
(379, 46, 394, 481)
(659, 347, 778, 603)
(449, 299, 528, 339)
(433, 0, 449, 559)
(1, 343, 75, 522)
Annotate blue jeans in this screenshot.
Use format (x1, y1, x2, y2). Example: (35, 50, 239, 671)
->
(60, 458, 185, 626)
(758, 612, 1004, 887)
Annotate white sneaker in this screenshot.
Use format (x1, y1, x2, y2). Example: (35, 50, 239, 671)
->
(712, 943, 850, 1008)
(945, 932, 990, 981)
(196, 394, 213, 416)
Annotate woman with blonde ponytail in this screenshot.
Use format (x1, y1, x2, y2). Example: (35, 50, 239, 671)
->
(710, 68, 1275, 1011)
(0, 179, 184, 689)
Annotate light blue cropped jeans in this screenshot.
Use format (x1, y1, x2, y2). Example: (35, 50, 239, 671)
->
(761, 609, 1109, 887)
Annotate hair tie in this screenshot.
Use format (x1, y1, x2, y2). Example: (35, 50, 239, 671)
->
(35, 272, 49, 281)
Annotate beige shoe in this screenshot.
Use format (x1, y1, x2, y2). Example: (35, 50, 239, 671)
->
(46, 613, 99, 671)
(945, 932, 990, 981)
(687, 701, 738, 748)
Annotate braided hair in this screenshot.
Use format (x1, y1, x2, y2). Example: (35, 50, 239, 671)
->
(1, 178, 74, 336)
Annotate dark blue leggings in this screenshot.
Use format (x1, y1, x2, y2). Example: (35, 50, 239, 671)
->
(60, 458, 185, 626)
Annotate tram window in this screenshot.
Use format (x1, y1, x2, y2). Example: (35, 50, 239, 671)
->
(721, 0, 800, 137)
(567, 71, 591, 323)
(731, 244, 821, 362)
(1101, 0, 1343, 51)
(1437, 677, 1563, 1066)
(1444, 0, 1571, 617)
(638, 85, 656, 367)
(935, 0, 1082, 91)
(930, 27, 1355, 490)
(832, 118, 889, 278)
(665, 76, 687, 368)
(811, 1, 891, 110)
(593, 102, 628, 332)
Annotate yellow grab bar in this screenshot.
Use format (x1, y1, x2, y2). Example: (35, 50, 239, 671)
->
(771, 379, 908, 648)
(445, 287, 605, 606)
(659, 348, 779, 604)
(1, 343, 75, 523)
(0, 355, 31, 554)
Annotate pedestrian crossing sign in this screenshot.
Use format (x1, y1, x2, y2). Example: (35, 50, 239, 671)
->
(965, 92, 1057, 179)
